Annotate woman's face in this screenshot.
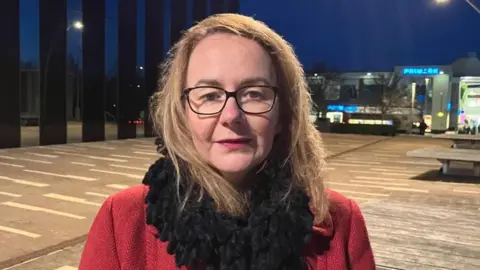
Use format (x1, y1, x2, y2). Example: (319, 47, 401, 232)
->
(185, 33, 281, 183)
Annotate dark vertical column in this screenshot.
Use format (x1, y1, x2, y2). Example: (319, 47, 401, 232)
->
(210, 0, 226, 14)
(39, 0, 67, 145)
(144, 0, 164, 137)
(170, 0, 187, 46)
(193, 0, 208, 24)
(0, 0, 21, 148)
(117, 0, 138, 139)
(82, 0, 106, 142)
(225, 0, 240, 13)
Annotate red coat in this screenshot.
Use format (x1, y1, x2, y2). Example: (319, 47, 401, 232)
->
(80, 185, 375, 269)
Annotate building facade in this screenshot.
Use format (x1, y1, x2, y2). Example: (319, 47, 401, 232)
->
(309, 53, 480, 133)
(0, 0, 240, 149)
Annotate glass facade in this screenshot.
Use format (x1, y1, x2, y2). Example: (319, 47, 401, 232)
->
(2, 0, 239, 149)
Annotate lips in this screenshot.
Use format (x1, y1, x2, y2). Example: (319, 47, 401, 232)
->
(217, 138, 252, 144)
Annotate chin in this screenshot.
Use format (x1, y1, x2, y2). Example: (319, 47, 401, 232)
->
(211, 153, 258, 176)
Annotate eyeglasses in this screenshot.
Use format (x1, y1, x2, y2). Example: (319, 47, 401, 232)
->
(183, 85, 278, 115)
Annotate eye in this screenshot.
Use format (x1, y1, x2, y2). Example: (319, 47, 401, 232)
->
(201, 92, 222, 101)
(189, 88, 225, 102)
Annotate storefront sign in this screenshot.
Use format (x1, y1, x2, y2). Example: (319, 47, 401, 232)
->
(402, 67, 440, 76)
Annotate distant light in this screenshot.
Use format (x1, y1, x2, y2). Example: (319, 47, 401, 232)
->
(314, 73, 318, 77)
(139, 66, 144, 70)
(437, 112, 445, 118)
(137, 85, 140, 88)
(73, 21, 84, 30)
(440, 71, 444, 74)
(435, 0, 450, 5)
(367, 73, 372, 76)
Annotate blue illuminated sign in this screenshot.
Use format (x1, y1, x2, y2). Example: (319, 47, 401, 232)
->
(327, 104, 358, 113)
(402, 67, 441, 76)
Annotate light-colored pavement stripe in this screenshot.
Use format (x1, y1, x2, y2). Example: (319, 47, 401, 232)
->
(110, 154, 151, 160)
(81, 144, 116, 150)
(452, 189, 480, 194)
(355, 176, 407, 181)
(53, 151, 127, 162)
(330, 189, 389, 197)
(43, 193, 102, 206)
(131, 148, 156, 152)
(133, 151, 158, 156)
(350, 180, 410, 187)
(41, 146, 87, 151)
(132, 144, 154, 149)
(0, 225, 41, 238)
(0, 191, 22, 197)
(29, 153, 59, 158)
(329, 181, 428, 193)
(1, 202, 85, 219)
(24, 169, 97, 181)
(109, 164, 149, 171)
(330, 163, 408, 170)
(332, 160, 382, 165)
(383, 186, 430, 193)
(52, 145, 88, 151)
(0, 155, 53, 164)
(372, 153, 401, 158)
(70, 162, 96, 167)
(0, 176, 50, 187)
(347, 170, 414, 177)
(85, 192, 110, 198)
(369, 168, 425, 173)
(127, 139, 152, 144)
(90, 169, 143, 179)
(328, 181, 397, 189)
(0, 161, 24, 168)
(106, 184, 130, 190)
(342, 157, 440, 166)
(54, 266, 77, 270)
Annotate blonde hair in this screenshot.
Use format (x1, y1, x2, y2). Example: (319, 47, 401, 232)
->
(150, 13, 328, 223)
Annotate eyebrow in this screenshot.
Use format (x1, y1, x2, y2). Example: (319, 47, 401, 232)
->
(194, 76, 273, 88)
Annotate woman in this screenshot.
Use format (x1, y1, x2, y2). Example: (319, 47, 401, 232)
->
(80, 13, 375, 270)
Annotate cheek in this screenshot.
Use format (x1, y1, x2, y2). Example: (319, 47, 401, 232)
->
(187, 111, 216, 147)
(250, 111, 280, 146)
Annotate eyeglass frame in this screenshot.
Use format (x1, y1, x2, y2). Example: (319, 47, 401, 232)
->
(182, 85, 279, 115)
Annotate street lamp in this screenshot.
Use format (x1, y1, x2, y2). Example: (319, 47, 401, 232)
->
(435, 0, 480, 16)
(43, 20, 84, 120)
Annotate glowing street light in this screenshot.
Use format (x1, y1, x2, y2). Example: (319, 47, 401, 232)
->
(67, 20, 84, 31)
(73, 21, 84, 30)
(435, 0, 480, 16)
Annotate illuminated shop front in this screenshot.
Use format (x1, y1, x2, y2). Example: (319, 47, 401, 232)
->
(458, 77, 480, 133)
(309, 52, 480, 133)
(394, 65, 452, 133)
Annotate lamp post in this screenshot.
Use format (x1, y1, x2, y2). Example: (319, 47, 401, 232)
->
(435, 0, 480, 16)
(43, 20, 83, 121)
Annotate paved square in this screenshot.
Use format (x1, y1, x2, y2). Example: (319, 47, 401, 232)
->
(1, 134, 479, 270)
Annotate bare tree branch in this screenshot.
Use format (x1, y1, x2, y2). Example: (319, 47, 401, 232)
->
(306, 63, 342, 116)
(371, 73, 411, 116)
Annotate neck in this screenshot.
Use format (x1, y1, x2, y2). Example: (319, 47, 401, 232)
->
(223, 170, 258, 192)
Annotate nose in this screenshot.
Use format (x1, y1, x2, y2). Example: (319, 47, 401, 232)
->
(219, 97, 243, 124)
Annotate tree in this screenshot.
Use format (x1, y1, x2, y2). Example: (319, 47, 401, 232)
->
(306, 63, 341, 118)
(371, 73, 412, 119)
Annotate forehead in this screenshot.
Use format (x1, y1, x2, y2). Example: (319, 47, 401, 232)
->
(186, 33, 276, 87)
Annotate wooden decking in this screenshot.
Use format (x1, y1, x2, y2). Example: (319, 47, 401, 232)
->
(362, 200, 480, 270)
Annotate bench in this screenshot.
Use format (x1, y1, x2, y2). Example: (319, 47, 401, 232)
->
(407, 148, 480, 177)
(432, 134, 480, 149)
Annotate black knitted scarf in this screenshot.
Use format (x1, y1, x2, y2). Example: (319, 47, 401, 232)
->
(142, 156, 315, 270)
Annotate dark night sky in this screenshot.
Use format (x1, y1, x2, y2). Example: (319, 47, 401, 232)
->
(20, 0, 480, 72)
